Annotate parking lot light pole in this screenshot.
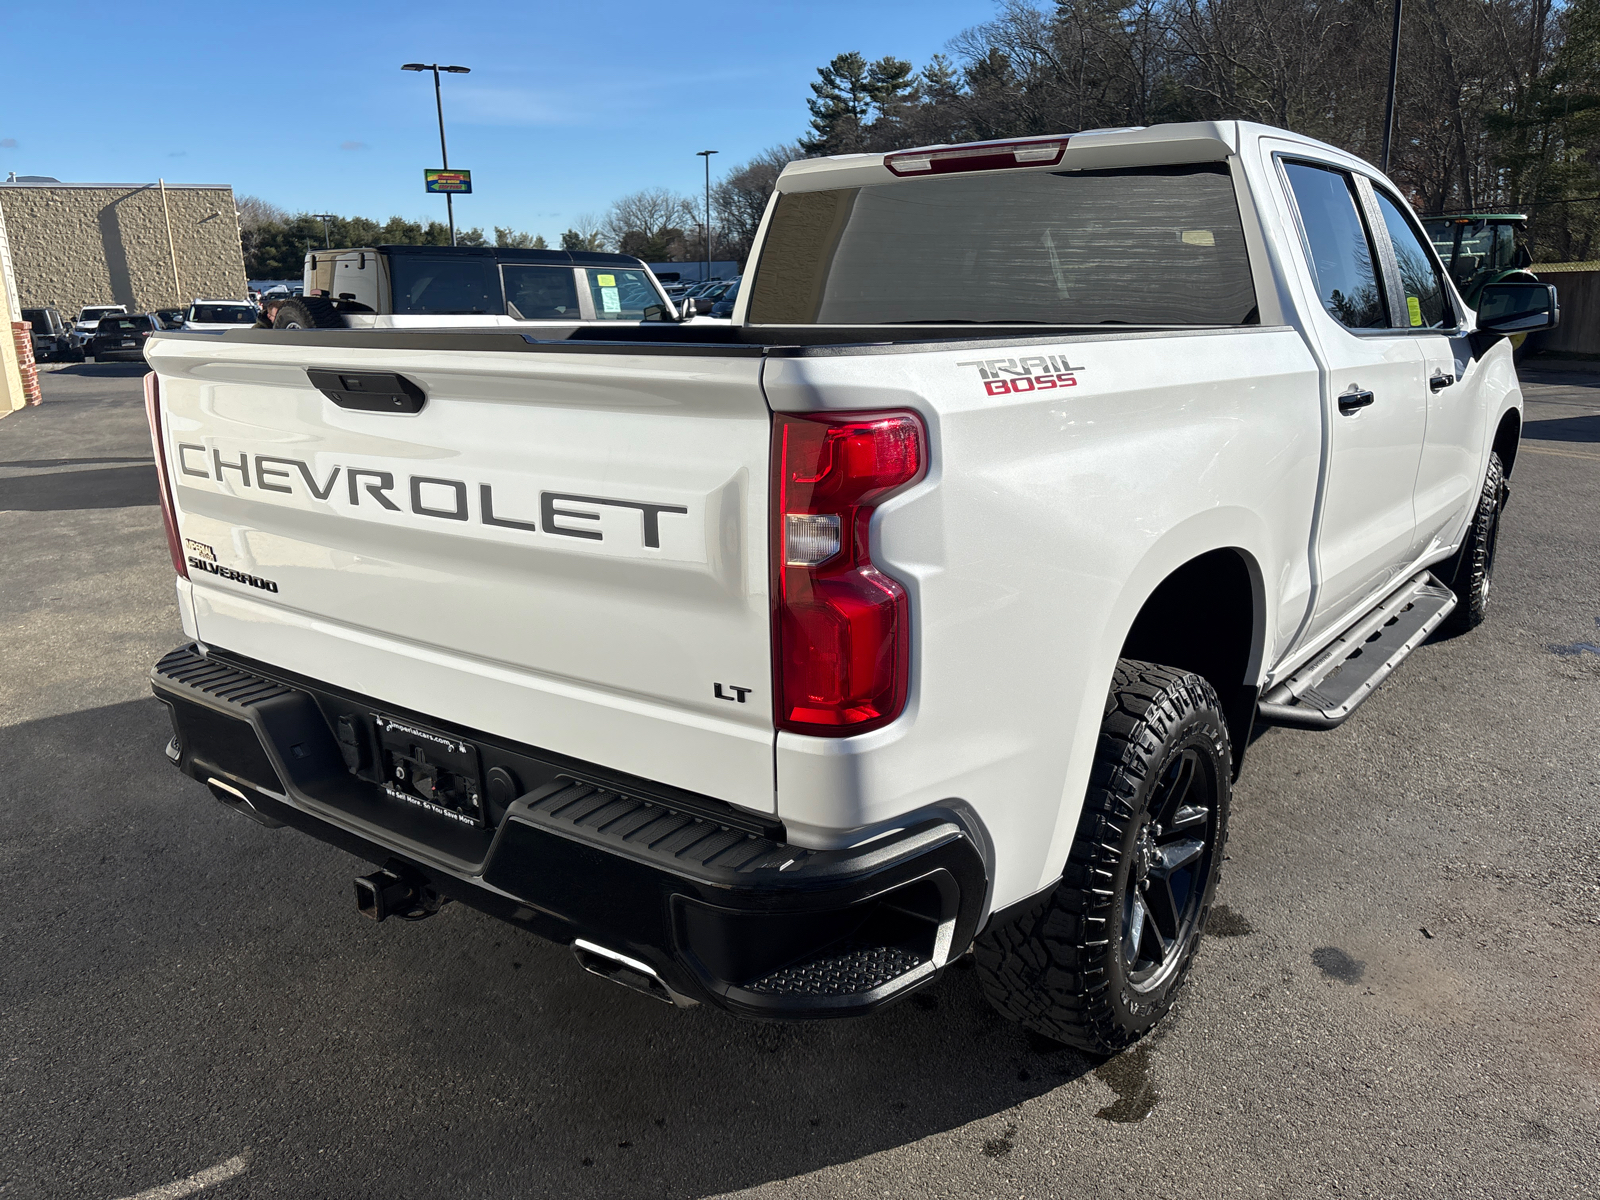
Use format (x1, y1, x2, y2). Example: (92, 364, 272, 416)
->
(402, 62, 471, 246)
(696, 150, 718, 284)
(311, 214, 336, 249)
(1380, 0, 1402, 173)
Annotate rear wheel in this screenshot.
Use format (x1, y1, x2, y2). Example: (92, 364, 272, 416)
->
(975, 661, 1230, 1053)
(272, 296, 345, 329)
(1441, 451, 1507, 633)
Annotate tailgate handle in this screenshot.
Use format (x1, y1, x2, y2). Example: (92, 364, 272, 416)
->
(306, 369, 426, 414)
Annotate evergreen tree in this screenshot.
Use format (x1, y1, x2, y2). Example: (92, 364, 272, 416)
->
(801, 52, 874, 153)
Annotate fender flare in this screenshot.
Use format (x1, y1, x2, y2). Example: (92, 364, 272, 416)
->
(1032, 508, 1274, 894)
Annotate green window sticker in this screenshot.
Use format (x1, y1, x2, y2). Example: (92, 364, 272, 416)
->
(601, 288, 622, 313)
(596, 274, 616, 287)
(1406, 295, 1422, 327)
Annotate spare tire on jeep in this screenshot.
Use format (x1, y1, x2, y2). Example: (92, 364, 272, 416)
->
(272, 297, 346, 330)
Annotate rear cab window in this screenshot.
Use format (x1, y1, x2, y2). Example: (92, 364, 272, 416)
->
(747, 163, 1258, 326)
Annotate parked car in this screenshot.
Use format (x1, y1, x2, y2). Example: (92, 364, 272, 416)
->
(143, 120, 1553, 1050)
(184, 300, 258, 332)
(89, 313, 160, 361)
(688, 279, 736, 315)
(707, 279, 741, 319)
(21, 307, 77, 361)
(73, 304, 128, 354)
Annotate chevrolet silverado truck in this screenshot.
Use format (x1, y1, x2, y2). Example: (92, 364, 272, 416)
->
(142, 122, 1557, 1052)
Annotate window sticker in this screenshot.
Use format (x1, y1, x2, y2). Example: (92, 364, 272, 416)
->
(1182, 230, 1215, 247)
(596, 274, 616, 287)
(601, 288, 622, 313)
(1407, 295, 1423, 327)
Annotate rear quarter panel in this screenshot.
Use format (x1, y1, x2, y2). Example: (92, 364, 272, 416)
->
(765, 328, 1321, 906)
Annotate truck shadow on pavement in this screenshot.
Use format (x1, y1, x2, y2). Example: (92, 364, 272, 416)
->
(46, 362, 150, 378)
(0, 462, 158, 511)
(1522, 413, 1600, 443)
(5, 697, 1103, 1200)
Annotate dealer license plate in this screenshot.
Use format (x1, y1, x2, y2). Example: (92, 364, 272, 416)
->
(371, 713, 486, 827)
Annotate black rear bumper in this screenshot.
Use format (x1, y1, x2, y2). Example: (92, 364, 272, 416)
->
(151, 644, 988, 1018)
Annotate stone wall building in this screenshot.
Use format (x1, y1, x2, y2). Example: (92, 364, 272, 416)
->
(0, 181, 248, 316)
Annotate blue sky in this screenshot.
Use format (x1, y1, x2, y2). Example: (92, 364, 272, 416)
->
(3, 1, 999, 242)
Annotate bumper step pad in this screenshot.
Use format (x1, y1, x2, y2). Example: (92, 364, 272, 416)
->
(748, 943, 926, 997)
(1257, 571, 1457, 730)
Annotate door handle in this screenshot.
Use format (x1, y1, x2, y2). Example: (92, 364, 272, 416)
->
(1338, 387, 1375, 414)
(1429, 371, 1455, 392)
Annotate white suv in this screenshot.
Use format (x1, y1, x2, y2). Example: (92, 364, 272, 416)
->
(184, 301, 259, 332)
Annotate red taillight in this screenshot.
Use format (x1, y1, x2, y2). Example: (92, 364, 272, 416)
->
(143, 372, 188, 579)
(884, 137, 1069, 177)
(771, 412, 925, 735)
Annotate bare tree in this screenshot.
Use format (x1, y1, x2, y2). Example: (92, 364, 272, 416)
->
(712, 144, 806, 267)
(602, 189, 696, 256)
(236, 195, 288, 232)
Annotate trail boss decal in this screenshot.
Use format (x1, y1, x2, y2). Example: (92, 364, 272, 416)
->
(173, 445, 689, 551)
(956, 354, 1083, 396)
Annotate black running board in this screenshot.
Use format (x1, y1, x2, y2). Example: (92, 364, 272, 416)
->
(1257, 572, 1457, 730)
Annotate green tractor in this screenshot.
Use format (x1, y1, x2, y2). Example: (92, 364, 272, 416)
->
(1422, 213, 1541, 358)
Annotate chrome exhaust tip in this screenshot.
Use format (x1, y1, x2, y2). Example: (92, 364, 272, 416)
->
(571, 939, 697, 1008)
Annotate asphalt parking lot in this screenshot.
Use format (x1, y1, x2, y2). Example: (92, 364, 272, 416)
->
(2, 362, 1597, 1200)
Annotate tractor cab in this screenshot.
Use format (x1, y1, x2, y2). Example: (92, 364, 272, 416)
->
(1422, 213, 1537, 308)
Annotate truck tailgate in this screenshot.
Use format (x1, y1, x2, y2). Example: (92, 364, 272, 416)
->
(147, 335, 775, 811)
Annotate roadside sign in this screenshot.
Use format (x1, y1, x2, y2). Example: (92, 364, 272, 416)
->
(425, 169, 472, 194)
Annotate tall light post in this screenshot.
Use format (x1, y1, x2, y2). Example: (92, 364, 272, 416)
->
(402, 62, 471, 245)
(1380, 0, 1402, 174)
(696, 149, 718, 283)
(311, 214, 336, 249)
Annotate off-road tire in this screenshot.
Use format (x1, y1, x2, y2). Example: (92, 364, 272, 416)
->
(272, 296, 346, 330)
(974, 660, 1231, 1054)
(1440, 451, 1506, 633)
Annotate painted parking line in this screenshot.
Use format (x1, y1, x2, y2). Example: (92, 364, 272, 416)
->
(113, 1153, 249, 1200)
(1521, 444, 1600, 462)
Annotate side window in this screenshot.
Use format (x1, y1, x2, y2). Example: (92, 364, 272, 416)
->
(584, 269, 670, 321)
(1283, 162, 1386, 329)
(502, 266, 579, 320)
(388, 256, 502, 316)
(1371, 190, 1451, 329)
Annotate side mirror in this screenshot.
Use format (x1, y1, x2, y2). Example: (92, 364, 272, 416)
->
(1476, 282, 1559, 335)
(679, 298, 697, 321)
(1513, 244, 1532, 269)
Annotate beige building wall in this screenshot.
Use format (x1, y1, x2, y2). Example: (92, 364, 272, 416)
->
(0, 182, 248, 316)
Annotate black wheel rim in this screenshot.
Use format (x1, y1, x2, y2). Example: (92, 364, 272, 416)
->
(1121, 743, 1219, 993)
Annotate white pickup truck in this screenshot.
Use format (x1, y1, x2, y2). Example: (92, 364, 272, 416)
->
(143, 122, 1556, 1052)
